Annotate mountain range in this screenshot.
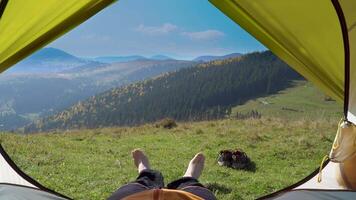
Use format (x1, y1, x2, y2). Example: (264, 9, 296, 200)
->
(8, 48, 242, 73)
(193, 53, 242, 62)
(0, 48, 244, 131)
(24, 51, 302, 133)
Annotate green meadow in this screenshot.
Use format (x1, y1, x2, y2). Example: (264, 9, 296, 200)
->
(0, 81, 343, 199)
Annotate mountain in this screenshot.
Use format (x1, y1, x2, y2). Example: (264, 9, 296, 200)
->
(93, 55, 174, 63)
(24, 51, 302, 133)
(150, 55, 173, 60)
(0, 58, 194, 131)
(92, 55, 146, 63)
(193, 53, 242, 62)
(8, 48, 92, 73)
(64, 59, 194, 86)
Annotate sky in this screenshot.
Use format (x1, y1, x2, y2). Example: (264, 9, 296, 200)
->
(49, 0, 266, 60)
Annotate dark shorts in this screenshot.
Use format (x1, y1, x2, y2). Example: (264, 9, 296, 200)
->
(107, 169, 216, 200)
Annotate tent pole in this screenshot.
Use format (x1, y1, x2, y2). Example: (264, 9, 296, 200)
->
(331, 0, 350, 122)
(0, 0, 8, 19)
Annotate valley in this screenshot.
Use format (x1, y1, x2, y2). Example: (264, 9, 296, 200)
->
(0, 48, 195, 130)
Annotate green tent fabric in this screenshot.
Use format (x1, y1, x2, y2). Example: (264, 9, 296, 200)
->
(0, 0, 116, 73)
(341, 0, 356, 123)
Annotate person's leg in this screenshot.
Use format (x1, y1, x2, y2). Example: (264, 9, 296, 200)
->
(167, 153, 217, 200)
(131, 149, 164, 188)
(107, 149, 164, 200)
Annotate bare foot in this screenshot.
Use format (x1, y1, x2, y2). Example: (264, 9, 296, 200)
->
(184, 153, 205, 179)
(132, 149, 150, 173)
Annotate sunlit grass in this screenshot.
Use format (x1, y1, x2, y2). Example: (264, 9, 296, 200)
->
(0, 117, 338, 199)
(232, 80, 342, 120)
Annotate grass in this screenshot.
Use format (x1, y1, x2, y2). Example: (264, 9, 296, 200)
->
(0, 117, 339, 199)
(0, 81, 344, 199)
(231, 80, 342, 120)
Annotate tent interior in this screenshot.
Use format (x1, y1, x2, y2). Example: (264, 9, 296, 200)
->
(0, 0, 355, 199)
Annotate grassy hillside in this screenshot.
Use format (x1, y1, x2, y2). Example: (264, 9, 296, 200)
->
(0, 117, 338, 200)
(232, 80, 342, 120)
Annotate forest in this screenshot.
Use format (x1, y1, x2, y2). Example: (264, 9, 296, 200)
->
(24, 51, 302, 133)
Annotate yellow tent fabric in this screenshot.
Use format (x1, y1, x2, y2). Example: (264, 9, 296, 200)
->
(209, 0, 345, 104)
(339, 0, 356, 123)
(0, 0, 116, 73)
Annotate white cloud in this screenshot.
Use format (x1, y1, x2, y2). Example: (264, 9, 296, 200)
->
(181, 30, 225, 40)
(135, 23, 178, 35)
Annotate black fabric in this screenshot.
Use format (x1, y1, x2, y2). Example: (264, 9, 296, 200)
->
(167, 177, 217, 200)
(181, 186, 217, 200)
(107, 183, 148, 200)
(107, 169, 217, 200)
(136, 169, 164, 189)
(167, 176, 203, 189)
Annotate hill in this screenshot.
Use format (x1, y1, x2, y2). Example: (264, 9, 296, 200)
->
(8, 48, 92, 73)
(0, 117, 338, 199)
(232, 80, 342, 120)
(193, 53, 242, 62)
(92, 55, 145, 63)
(92, 55, 174, 63)
(24, 51, 302, 133)
(67, 59, 193, 85)
(150, 55, 174, 60)
(0, 59, 193, 131)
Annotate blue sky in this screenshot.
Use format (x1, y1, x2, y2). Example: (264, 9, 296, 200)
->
(50, 0, 265, 60)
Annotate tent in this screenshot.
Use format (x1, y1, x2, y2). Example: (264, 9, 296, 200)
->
(0, 0, 355, 199)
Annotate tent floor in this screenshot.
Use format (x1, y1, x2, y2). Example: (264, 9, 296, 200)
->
(271, 189, 356, 200)
(0, 183, 68, 200)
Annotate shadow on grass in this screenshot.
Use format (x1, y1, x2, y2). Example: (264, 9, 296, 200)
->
(245, 161, 256, 172)
(206, 182, 232, 194)
(218, 161, 256, 172)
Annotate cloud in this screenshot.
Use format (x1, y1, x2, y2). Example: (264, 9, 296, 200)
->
(134, 23, 224, 41)
(135, 23, 178, 35)
(181, 30, 225, 40)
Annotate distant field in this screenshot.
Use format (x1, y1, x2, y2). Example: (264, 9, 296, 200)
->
(0, 81, 344, 199)
(232, 80, 342, 120)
